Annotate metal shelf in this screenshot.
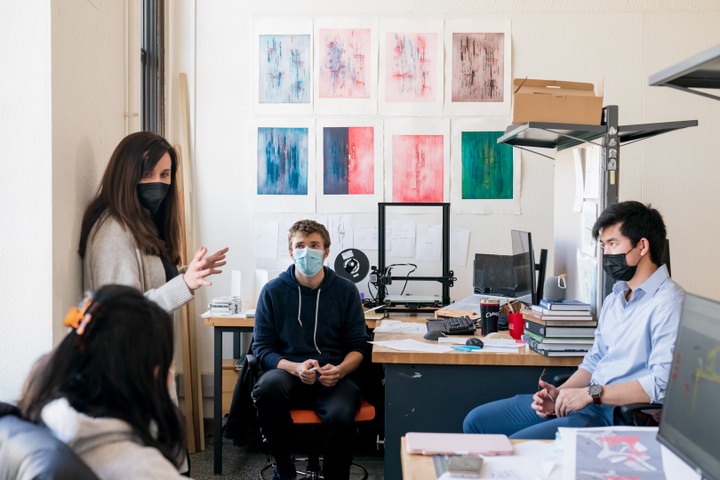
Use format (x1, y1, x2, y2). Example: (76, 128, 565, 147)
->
(649, 43, 720, 101)
(497, 119, 698, 153)
(497, 106, 697, 307)
(498, 122, 606, 152)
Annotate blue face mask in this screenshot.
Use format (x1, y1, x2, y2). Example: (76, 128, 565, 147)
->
(293, 247, 325, 277)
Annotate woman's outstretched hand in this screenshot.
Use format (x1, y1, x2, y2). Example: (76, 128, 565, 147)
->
(183, 246, 228, 291)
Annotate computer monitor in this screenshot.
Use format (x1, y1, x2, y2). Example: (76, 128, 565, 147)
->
(658, 293, 720, 480)
(510, 229, 547, 305)
(472, 254, 516, 296)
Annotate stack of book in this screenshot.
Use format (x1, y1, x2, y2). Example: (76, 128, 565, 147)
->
(522, 299, 596, 357)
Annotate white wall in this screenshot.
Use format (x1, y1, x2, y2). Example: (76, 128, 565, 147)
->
(189, 0, 720, 384)
(0, 1, 129, 402)
(0, 1, 53, 402)
(51, 0, 130, 346)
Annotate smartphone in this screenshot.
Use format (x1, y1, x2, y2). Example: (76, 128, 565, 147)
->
(446, 455, 483, 478)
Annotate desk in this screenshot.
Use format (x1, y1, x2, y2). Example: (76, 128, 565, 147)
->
(374, 321, 581, 479)
(202, 314, 381, 475)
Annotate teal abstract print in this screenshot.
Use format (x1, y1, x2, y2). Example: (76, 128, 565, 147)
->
(461, 131, 513, 200)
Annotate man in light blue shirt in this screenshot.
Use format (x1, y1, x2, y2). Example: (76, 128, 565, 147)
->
(463, 201, 684, 438)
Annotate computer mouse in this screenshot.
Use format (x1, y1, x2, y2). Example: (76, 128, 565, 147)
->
(466, 337, 484, 348)
(423, 330, 446, 341)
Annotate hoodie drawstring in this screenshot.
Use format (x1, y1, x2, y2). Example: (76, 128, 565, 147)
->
(313, 289, 322, 354)
(296, 285, 322, 354)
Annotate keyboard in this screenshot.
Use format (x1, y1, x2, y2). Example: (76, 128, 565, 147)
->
(441, 315, 477, 335)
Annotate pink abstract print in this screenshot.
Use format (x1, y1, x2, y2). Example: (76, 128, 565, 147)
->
(451, 32, 504, 102)
(385, 32, 437, 102)
(319, 28, 371, 99)
(348, 127, 374, 194)
(392, 135, 444, 202)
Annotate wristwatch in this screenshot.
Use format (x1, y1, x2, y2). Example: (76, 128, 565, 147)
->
(588, 383, 603, 405)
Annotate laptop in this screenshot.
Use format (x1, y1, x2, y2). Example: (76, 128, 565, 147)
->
(405, 432, 513, 456)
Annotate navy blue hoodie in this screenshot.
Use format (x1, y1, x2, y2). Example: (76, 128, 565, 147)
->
(253, 265, 370, 372)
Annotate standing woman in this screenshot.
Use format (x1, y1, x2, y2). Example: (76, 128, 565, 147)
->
(79, 131, 227, 312)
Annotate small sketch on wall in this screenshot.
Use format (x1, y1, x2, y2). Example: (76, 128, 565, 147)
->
(461, 131, 512, 199)
(384, 32, 438, 103)
(392, 134, 444, 202)
(328, 214, 354, 262)
(451, 32, 504, 103)
(318, 28, 372, 99)
(323, 126, 374, 195)
(258, 34, 311, 104)
(257, 127, 308, 195)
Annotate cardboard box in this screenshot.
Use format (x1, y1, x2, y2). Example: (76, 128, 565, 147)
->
(511, 78, 603, 125)
(221, 359, 240, 414)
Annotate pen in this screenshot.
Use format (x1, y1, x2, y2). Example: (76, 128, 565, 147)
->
(537, 368, 557, 416)
(538, 368, 547, 391)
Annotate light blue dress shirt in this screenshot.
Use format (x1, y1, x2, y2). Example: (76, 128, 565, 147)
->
(578, 264, 685, 404)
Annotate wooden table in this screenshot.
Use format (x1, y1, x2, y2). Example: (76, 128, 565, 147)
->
(400, 437, 548, 479)
(202, 313, 382, 475)
(374, 318, 581, 479)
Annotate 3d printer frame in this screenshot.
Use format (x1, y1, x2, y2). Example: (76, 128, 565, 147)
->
(373, 202, 455, 311)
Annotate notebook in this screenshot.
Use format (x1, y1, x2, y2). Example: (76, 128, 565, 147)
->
(405, 432, 514, 456)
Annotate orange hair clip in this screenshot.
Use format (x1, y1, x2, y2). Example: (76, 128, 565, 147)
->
(64, 293, 93, 335)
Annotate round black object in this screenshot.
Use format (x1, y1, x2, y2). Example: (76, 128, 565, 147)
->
(333, 248, 370, 284)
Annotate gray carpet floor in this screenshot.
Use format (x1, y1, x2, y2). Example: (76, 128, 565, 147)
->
(189, 421, 385, 479)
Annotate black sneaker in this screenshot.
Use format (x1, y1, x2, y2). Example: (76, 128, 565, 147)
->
(271, 457, 296, 480)
(270, 468, 296, 480)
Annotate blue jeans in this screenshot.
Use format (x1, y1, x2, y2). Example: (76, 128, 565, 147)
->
(463, 394, 615, 439)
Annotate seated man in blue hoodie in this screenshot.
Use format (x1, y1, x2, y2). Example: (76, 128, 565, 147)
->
(252, 219, 371, 480)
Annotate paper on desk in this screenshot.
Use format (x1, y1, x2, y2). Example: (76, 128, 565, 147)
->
(370, 338, 454, 353)
(438, 336, 522, 350)
(438, 440, 561, 479)
(200, 310, 249, 318)
(372, 320, 425, 333)
(558, 426, 689, 480)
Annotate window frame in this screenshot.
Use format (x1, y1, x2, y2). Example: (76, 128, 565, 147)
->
(141, 0, 165, 134)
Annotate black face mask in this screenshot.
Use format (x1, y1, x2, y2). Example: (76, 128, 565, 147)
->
(602, 248, 639, 282)
(137, 182, 169, 215)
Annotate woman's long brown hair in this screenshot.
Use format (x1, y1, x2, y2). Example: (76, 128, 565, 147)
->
(78, 132, 181, 264)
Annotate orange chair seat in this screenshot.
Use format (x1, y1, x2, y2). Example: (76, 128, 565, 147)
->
(290, 399, 375, 425)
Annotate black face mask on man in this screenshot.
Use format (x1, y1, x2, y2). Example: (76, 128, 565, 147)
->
(137, 182, 169, 215)
(602, 245, 640, 282)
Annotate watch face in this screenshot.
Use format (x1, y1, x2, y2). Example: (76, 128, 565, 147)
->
(589, 384, 602, 396)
